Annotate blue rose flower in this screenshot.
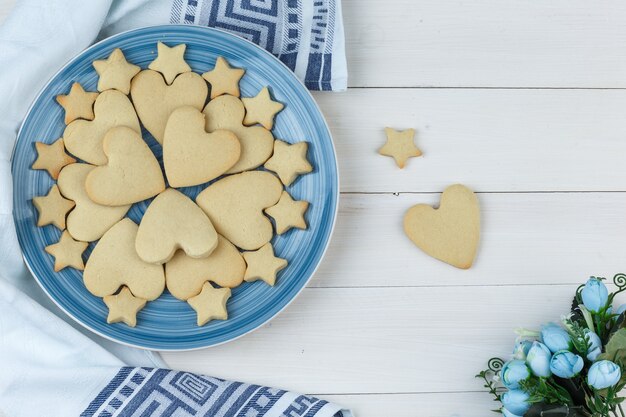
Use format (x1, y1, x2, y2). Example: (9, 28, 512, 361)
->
(541, 323, 572, 353)
(550, 350, 584, 378)
(501, 389, 531, 416)
(588, 360, 622, 390)
(512, 340, 533, 360)
(581, 277, 609, 313)
(501, 360, 531, 389)
(526, 341, 552, 377)
(584, 330, 602, 362)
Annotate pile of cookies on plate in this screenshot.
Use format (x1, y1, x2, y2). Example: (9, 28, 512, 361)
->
(31, 42, 313, 327)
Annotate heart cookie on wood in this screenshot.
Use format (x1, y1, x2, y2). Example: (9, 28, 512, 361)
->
(63, 90, 140, 165)
(85, 126, 165, 206)
(163, 106, 240, 187)
(83, 218, 165, 300)
(196, 171, 282, 250)
(130, 69, 208, 144)
(403, 184, 480, 269)
(136, 188, 218, 264)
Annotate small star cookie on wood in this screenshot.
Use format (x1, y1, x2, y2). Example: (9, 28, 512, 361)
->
(32, 184, 75, 229)
(148, 42, 192, 85)
(32, 138, 76, 179)
(55, 82, 98, 124)
(242, 243, 287, 286)
(103, 286, 147, 327)
(265, 191, 309, 235)
(93, 48, 140, 94)
(202, 56, 245, 99)
(242, 87, 284, 130)
(187, 282, 231, 326)
(44, 230, 88, 271)
(264, 140, 312, 186)
(378, 128, 422, 168)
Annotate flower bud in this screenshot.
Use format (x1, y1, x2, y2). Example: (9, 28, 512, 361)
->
(501, 360, 531, 389)
(588, 360, 621, 390)
(549, 350, 584, 378)
(526, 341, 552, 377)
(581, 277, 609, 313)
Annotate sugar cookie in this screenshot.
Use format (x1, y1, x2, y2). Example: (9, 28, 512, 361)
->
(136, 188, 218, 264)
(32, 138, 76, 179)
(103, 286, 147, 327)
(403, 184, 480, 269)
(163, 106, 240, 187)
(264, 140, 312, 186)
(379, 128, 422, 168)
(196, 171, 282, 250)
(187, 282, 231, 326)
(202, 56, 245, 99)
(130, 69, 208, 144)
(203, 95, 273, 173)
(148, 42, 191, 85)
(93, 48, 140, 94)
(242, 87, 284, 130)
(33, 184, 75, 229)
(165, 235, 246, 300)
(83, 218, 165, 300)
(57, 163, 130, 242)
(55, 82, 98, 124)
(264, 191, 309, 234)
(44, 230, 88, 272)
(85, 126, 165, 206)
(63, 89, 140, 165)
(243, 243, 287, 286)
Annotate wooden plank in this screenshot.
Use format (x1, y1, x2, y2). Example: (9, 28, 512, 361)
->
(312, 88, 626, 193)
(343, 0, 626, 88)
(312, 192, 626, 288)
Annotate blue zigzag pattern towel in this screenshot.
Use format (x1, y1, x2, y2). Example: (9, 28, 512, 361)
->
(170, 0, 347, 91)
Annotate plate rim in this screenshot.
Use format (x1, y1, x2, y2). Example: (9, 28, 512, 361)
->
(12, 24, 340, 351)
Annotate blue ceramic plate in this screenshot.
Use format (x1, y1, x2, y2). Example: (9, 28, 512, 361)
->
(12, 25, 338, 351)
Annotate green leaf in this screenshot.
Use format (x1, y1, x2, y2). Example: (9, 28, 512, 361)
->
(600, 328, 626, 363)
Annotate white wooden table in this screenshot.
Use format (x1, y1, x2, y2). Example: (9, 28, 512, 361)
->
(4, 2, 626, 416)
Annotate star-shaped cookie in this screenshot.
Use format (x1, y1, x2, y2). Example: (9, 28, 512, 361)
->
(265, 191, 308, 234)
(187, 282, 231, 326)
(103, 286, 147, 327)
(264, 140, 313, 186)
(31, 138, 76, 179)
(93, 48, 140, 94)
(55, 82, 99, 124)
(44, 230, 88, 271)
(148, 42, 192, 85)
(378, 128, 422, 168)
(202, 56, 245, 99)
(242, 87, 284, 130)
(242, 243, 287, 286)
(32, 184, 75, 229)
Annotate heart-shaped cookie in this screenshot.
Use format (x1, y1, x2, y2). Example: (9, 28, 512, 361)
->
(136, 188, 218, 264)
(403, 184, 480, 269)
(165, 235, 245, 300)
(85, 126, 165, 206)
(163, 106, 241, 187)
(203, 95, 274, 173)
(57, 163, 130, 242)
(63, 90, 140, 165)
(196, 171, 282, 250)
(130, 69, 208, 144)
(83, 218, 165, 300)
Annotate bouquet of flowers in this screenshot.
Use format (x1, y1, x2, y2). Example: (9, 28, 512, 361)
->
(478, 274, 626, 417)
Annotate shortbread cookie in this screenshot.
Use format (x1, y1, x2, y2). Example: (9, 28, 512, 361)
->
(148, 42, 191, 85)
(242, 87, 284, 130)
(136, 188, 218, 264)
(187, 282, 231, 326)
(264, 191, 309, 234)
(130, 69, 208, 144)
(63, 89, 140, 165)
(31, 138, 76, 179)
(44, 230, 88, 272)
(203, 95, 273, 173)
(57, 163, 130, 242)
(103, 286, 147, 327)
(85, 126, 165, 206)
(202, 56, 245, 99)
(243, 243, 287, 286)
(379, 128, 422, 168)
(93, 48, 140, 94)
(165, 235, 246, 300)
(264, 140, 313, 186)
(163, 106, 240, 187)
(55, 82, 98, 124)
(196, 171, 283, 250)
(32, 184, 75, 229)
(83, 218, 165, 300)
(403, 184, 480, 269)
